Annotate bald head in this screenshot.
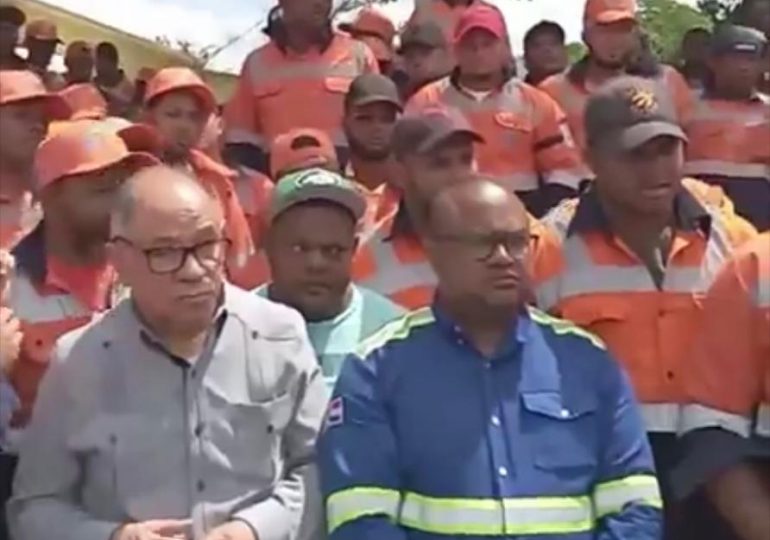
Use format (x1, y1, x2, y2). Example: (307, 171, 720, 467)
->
(427, 178, 528, 233)
(111, 165, 223, 237)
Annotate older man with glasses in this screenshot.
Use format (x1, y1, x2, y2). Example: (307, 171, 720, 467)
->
(9, 165, 328, 540)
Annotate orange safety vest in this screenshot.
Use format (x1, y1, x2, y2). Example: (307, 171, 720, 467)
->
(680, 232, 770, 440)
(408, 77, 586, 193)
(224, 32, 378, 153)
(537, 184, 757, 433)
(540, 65, 694, 154)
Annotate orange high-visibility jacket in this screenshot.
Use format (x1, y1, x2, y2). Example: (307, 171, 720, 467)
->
(224, 32, 378, 155)
(684, 94, 770, 230)
(681, 232, 770, 440)
(537, 182, 757, 434)
(540, 65, 694, 154)
(408, 77, 587, 194)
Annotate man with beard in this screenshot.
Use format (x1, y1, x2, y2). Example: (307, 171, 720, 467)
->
(224, 0, 378, 175)
(540, 0, 693, 155)
(343, 74, 403, 234)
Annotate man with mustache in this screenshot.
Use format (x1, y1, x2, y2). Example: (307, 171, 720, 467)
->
(320, 177, 662, 539)
(9, 166, 327, 540)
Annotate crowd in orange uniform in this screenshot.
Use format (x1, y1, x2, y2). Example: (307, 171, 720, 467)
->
(0, 0, 769, 539)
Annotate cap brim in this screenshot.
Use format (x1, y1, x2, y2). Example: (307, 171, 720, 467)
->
(418, 128, 485, 154)
(350, 93, 403, 111)
(272, 185, 366, 223)
(592, 11, 636, 25)
(619, 121, 687, 151)
(148, 84, 217, 115)
(339, 22, 354, 33)
(12, 93, 71, 121)
(455, 24, 505, 44)
(116, 123, 162, 155)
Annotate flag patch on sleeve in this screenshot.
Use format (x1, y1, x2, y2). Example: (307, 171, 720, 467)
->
(324, 397, 345, 430)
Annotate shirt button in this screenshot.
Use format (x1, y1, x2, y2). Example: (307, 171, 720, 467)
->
(196, 480, 206, 492)
(491, 415, 501, 427)
(560, 408, 571, 418)
(194, 424, 204, 437)
(498, 466, 508, 478)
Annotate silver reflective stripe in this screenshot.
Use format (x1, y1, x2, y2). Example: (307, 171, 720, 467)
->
(9, 273, 91, 322)
(248, 53, 365, 85)
(224, 128, 268, 148)
(492, 172, 539, 191)
(641, 403, 683, 433)
(756, 404, 770, 438)
(359, 235, 437, 297)
(690, 101, 768, 124)
(544, 169, 587, 190)
(399, 492, 594, 536)
(233, 175, 257, 214)
(757, 272, 770, 309)
(326, 487, 401, 534)
(684, 160, 770, 180)
(679, 404, 752, 437)
(437, 79, 528, 115)
(593, 475, 662, 518)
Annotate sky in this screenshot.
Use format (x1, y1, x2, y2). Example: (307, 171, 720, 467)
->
(43, 0, 699, 74)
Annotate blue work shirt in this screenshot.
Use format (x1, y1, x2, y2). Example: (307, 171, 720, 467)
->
(319, 305, 663, 540)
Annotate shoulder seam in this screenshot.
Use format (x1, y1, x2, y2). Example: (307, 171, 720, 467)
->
(355, 307, 434, 358)
(528, 307, 606, 350)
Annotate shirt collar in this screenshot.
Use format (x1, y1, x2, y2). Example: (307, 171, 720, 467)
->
(273, 25, 335, 55)
(567, 186, 712, 238)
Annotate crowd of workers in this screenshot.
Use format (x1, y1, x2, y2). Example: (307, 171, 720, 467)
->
(0, 0, 769, 539)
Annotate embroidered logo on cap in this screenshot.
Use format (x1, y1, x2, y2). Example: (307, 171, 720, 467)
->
(626, 87, 658, 114)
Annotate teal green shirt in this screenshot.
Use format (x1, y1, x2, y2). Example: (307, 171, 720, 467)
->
(255, 284, 405, 389)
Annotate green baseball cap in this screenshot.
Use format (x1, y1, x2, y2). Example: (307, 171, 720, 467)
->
(270, 168, 367, 223)
(584, 75, 687, 153)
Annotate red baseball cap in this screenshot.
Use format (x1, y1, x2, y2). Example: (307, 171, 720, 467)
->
(584, 0, 637, 26)
(35, 121, 159, 190)
(144, 67, 217, 116)
(58, 83, 107, 121)
(270, 128, 338, 180)
(0, 70, 70, 120)
(454, 4, 507, 44)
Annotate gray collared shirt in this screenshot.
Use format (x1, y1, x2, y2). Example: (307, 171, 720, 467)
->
(9, 284, 328, 540)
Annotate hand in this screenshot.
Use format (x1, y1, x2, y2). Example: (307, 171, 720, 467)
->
(0, 307, 22, 376)
(111, 519, 191, 540)
(203, 521, 257, 540)
(0, 249, 14, 305)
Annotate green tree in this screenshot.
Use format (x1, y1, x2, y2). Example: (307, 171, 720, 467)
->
(566, 42, 587, 64)
(639, 0, 712, 61)
(697, 0, 742, 24)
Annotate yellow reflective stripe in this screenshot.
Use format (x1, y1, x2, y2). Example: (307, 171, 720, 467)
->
(326, 487, 401, 534)
(529, 307, 606, 349)
(399, 492, 594, 536)
(594, 475, 662, 518)
(356, 308, 434, 358)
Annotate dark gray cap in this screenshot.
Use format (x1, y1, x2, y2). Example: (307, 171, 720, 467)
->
(392, 106, 483, 158)
(398, 20, 447, 53)
(585, 76, 687, 152)
(710, 24, 767, 56)
(345, 73, 402, 111)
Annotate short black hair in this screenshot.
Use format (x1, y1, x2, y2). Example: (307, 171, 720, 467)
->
(524, 21, 566, 48)
(96, 41, 119, 62)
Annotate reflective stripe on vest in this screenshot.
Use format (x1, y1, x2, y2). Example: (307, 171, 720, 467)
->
(225, 128, 268, 148)
(536, 215, 734, 312)
(689, 98, 769, 124)
(640, 403, 685, 433)
(754, 265, 770, 309)
(326, 487, 401, 534)
(233, 174, 258, 215)
(679, 403, 753, 437)
(684, 160, 770, 180)
(327, 476, 661, 536)
(757, 403, 770, 437)
(435, 78, 530, 116)
(358, 236, 437, 298)
(9, 273, 92, 322)
(593, 475, 662, 518)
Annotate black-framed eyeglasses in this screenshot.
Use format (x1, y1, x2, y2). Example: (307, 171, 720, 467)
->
(430, 231, 532, 262)
(111, 236, 230, 275)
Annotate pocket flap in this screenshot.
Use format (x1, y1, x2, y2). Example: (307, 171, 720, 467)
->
(562, 300, 629, 325)
(494, 112, 532, 132)
(324, 77, 352, 94)
(252, 83, 283, 99)
(521, 392, 597, 420)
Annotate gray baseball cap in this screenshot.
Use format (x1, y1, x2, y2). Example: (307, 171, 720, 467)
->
(584, 76, 687, 152)
(710, 24, 767, 57)
(392, 106, 484, 158)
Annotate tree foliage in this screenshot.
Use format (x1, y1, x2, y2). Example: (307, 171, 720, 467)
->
(638, 0, 712, 61)
(696, 0, 742, 24)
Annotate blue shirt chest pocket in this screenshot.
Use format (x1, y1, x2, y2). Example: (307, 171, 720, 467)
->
(519, 392, 600, 493)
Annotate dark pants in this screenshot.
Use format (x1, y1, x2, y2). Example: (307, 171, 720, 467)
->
(650, 433, 742, 540)
(0, 452, 17, 540)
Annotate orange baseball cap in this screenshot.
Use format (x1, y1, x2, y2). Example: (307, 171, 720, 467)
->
(58, 83, 107, 121)
(584, 0, 637, 26)
(24, 19, 61, 42)
(102, 117, 163, 155)
(270, 128, 338, 180)
(35, 120, 159, 190)
(340, 8, 396, 62)
(144, 67, 217, 115)
(0, 70, 70, 119)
